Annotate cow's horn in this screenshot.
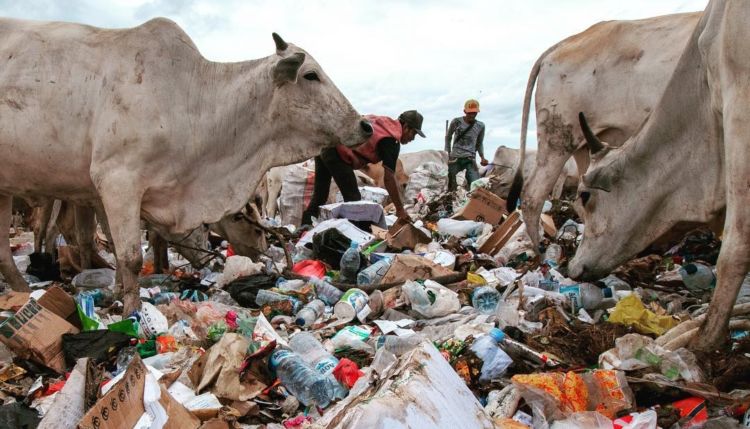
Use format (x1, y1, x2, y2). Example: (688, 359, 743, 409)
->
(272, 33, 288, 52)
(578, 112, 604, 155)
(273, 53, 305, 86)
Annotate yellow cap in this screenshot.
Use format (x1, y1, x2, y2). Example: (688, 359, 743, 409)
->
(464, 99, 480, 113)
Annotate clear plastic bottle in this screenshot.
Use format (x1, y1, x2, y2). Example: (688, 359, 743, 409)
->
(339, 241, 361, 283)
(470, 328, 513, 382)
(678, 263, 716, 292)
(543, 244, 563, 267)
(357, 258, 392, 286)
(308, 277, 344, 306)
(471, 286, 501, 315)
(289, 332, 347, 399)
(276, 278, 306, 292)
(269, 348, 335, 408)
(579, 283, 604, 310)
(255, 289, 301, 312)
(295, 299, 325, 327)
(374, 334, 426, 356)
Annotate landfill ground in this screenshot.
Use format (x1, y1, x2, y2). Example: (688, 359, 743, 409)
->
(1, 172, 749, 429)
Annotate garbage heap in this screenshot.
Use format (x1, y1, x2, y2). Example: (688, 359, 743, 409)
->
(1, 180, 749, 429)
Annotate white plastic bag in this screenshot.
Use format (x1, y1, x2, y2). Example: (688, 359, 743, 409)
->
(436, 219, 485, 238)
(402, 280, 460, 318)
(72, 268, 116, 289)
(216, 256, 264, 288)
(140, 302, 169, 338)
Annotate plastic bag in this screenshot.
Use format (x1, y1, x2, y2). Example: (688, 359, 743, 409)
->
(216, 256, 264, 288)
(226, 274, 277, 307)
(550, 411, 612, 429)
(436, 219, 485, 238)
(608, 294, 678, 335)
(140, 302, 169, 338)
(62, 330, 132, 367)
(402, 280, 460, 319)
(71, 268, 115, 289)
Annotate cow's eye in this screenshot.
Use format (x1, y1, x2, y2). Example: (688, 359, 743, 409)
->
(580, 191, 591, 206)
(303, 71, 320, 82)
(233, 213, 244, 222)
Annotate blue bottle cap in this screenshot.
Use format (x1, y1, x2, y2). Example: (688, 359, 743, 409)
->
(488, 328, 505, 342)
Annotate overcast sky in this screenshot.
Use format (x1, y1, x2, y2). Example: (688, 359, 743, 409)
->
(0, 0, 706, 157)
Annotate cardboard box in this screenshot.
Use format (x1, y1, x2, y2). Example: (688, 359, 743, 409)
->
(319, 201, 386, 228)
(385, 220, 431, 251)
(380, 254, 456, 284)
(78, 355, 200, 429)
(452, 188, 507, 225)
(478, 211, 523, 256)
(38, 285, 82, 329)
(0, 298, 78, 373)
(540, 214, 557, 238)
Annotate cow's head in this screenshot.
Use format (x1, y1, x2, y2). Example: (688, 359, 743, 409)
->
(568, 112, 645, 280)
(215, 204, 269, 260)
(267, 33, 372, 162)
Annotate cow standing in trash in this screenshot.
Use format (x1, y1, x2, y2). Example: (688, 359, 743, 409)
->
(0, 18, 372, 314)
(505, 12, 701, 248)
(569, 0, 749, 351)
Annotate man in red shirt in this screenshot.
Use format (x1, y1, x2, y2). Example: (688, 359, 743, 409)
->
(301, 110, 425, 225)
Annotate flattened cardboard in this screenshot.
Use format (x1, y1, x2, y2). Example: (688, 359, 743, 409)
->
(380, 255, 455, 284)
(452, 188, 507, 225)
(0, 298, 78, 373)
(77, 355, 200, 429)
(386, 220, 431, 251)
(38, 285, 81, 329)
(478, 211, 523, 256)
(0, 292, 30, 311)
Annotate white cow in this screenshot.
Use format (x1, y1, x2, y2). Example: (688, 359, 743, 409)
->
(507, 12, 701, 248)
(569, 0, 749, 351)
(486, 145, 577, 199)
(0, 19, 371, 313)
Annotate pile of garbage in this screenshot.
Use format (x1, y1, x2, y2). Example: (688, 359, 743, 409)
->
(1, 179, 750, 428)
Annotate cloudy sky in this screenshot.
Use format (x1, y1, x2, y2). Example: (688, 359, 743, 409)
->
(0, 0, 706, 157)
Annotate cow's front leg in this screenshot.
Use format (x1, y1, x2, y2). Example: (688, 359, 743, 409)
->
(34, 199, 54, 253)
(98, 186, 143, 316)
(0, 195, 30, 291)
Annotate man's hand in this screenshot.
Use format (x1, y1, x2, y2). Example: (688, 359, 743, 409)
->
(396, 208, 412, 223)
(480, 157, 489, 166)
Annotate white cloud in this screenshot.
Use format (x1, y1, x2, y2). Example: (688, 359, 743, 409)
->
(0, 0, 707, 158)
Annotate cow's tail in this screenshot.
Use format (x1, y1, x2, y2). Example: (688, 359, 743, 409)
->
(506, 42, 561, 213)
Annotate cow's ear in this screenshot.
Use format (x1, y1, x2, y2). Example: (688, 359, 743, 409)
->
(582, 165, 620, 192)
(272, 33, 288, 52)
(273, 53, 305, 86)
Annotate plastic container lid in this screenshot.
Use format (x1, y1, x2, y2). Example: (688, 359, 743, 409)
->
(488, 328, 506, 342)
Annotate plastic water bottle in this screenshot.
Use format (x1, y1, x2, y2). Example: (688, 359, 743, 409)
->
(579, 283, 604, 310)
(471, 286, 501, 315)
(679, 263, 715, 292)
(543, 244, 563, 267)
(289, 332, 347, 399)
(470, 328, 513, 382)
(268, 348, 335, 408)
(374, 334, 426, 356)
(357, 258, 392, 286)
(339, 242, 361, 283)
(256, 289, 301, 312)
(276, 278, 306, 292)
(308, 277, 344, 306)
(295, 299, 325, 327)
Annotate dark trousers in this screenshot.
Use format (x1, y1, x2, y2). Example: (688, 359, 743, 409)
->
(448, 157, 480, 191)
(301, 148, 361, 225)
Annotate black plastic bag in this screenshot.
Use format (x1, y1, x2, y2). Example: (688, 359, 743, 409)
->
(26, 252, 60, 281)
(312, 228, 351, 269)
(62, 330, 132, 367)
(0, 403, 41, 429)
(227, 273, 278, 307)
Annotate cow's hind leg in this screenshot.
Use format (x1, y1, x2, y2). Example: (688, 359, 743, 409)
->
(74, 205, 97, 270)
(98, 184, 143, 315)
(0, 195, 30, 291)
(694, 90, 750, 351)
(34, 199, 54, 253)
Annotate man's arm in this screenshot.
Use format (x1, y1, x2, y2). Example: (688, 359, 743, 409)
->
(383, 168, 409, 221)
(445, 119, 457, 153)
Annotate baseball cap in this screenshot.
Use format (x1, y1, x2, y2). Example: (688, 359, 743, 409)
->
(399, 110, 426, 137)
(464, 99, 480, 113)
